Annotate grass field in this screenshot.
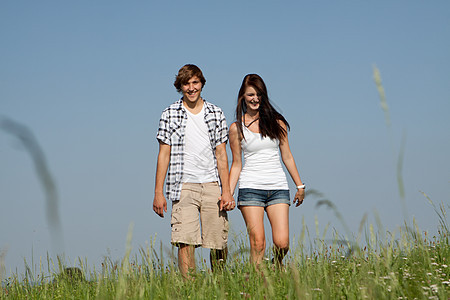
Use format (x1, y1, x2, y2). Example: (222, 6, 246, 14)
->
(1, 201, 449, 299)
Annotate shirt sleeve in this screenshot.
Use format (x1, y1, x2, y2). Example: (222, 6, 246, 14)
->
(156, 110, 171, 145)
(215, 109, 228, 147)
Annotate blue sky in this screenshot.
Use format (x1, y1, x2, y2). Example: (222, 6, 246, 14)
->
(1, 1, 449, 276)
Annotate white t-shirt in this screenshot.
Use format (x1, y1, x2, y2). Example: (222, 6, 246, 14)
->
(182, 105, 218, 183)
(239, 126, 289, 190)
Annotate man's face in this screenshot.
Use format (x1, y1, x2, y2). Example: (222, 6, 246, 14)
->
(181, 76, 202, 104)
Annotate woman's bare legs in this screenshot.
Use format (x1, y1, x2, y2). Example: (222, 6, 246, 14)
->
(266, 203, 290, 266)
(240, 206, 266, 265)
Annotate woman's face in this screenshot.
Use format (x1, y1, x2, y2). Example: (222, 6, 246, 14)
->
(243, 86, 260, 112)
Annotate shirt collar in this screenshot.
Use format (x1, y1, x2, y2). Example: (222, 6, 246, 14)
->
(176, 98, 214, 114)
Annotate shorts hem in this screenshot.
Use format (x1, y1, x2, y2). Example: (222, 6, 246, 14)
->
(202, 243, 228, 250)
(237, 201, 265, 207)
(171, 240, 202, 248)
(238, 199, 290, 206)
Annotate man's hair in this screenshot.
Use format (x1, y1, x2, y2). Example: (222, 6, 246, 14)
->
(174, 64, 206, 93)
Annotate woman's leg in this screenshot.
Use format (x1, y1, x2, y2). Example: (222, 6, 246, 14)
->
(239, 206, 266, 265)
(266, 203, 290, 265)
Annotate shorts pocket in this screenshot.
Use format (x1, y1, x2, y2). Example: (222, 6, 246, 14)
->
(171, 202, 182, 232)
(221, 212, 229, 242)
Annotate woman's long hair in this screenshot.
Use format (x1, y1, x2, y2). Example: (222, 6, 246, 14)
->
(236, 74, 289, 140)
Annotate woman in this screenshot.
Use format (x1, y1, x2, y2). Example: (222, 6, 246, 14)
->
(229, 74, 305, 266)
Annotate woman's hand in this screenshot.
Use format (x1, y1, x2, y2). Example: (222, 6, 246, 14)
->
(219, 195, 236, 211)
(293, 188, 305, 207)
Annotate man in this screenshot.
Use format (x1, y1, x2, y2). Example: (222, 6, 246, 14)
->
(153, 64, 235, 278)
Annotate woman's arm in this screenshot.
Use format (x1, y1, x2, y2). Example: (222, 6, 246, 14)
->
(278, 121, 305, 206)
(229, 122, 243, 196)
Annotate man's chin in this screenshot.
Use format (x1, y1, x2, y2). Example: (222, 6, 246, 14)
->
(184, 95, 201, 103)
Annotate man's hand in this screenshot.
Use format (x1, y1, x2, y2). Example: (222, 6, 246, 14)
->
(219, 193, 235, 211)
(153, 193, 167, 217)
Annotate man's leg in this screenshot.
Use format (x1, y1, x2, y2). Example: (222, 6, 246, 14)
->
(210, 247, 228, 272)
(200, 182, 229, 271)
(172, 183, 202, 278)
(178, 243, 196, 279)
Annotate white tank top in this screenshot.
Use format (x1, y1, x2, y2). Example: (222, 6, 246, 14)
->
(182, 105, 218, 183)
(239, 126, 289, 190)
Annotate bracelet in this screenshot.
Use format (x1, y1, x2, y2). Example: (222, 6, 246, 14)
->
(296, 184, 306, 189)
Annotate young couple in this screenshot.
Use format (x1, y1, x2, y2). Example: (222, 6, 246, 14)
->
(153, 64, 305, 278)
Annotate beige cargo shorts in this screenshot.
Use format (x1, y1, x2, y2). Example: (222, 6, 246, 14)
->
(171, 182, 229, 249)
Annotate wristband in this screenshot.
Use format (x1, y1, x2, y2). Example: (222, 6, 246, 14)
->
(296, 184, 306, 190)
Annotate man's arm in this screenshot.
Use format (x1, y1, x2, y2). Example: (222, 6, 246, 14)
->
(215, 142, 235, 211)
(153, 141, 171, 217)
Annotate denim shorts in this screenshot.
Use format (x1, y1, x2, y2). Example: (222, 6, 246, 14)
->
(237, 188, 290, 208)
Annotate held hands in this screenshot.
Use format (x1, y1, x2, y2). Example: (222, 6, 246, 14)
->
(153, 193, 167, 218)
(219, 193, 236, 211)
(293, 187, 305, 207)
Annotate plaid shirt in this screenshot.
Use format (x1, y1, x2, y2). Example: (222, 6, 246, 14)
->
(156, 99, 228, 202)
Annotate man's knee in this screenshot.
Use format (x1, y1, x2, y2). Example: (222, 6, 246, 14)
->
(250, 236, 266, 253)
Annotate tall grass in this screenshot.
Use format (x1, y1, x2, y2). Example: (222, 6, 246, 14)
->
(1, 204, 449, 299)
